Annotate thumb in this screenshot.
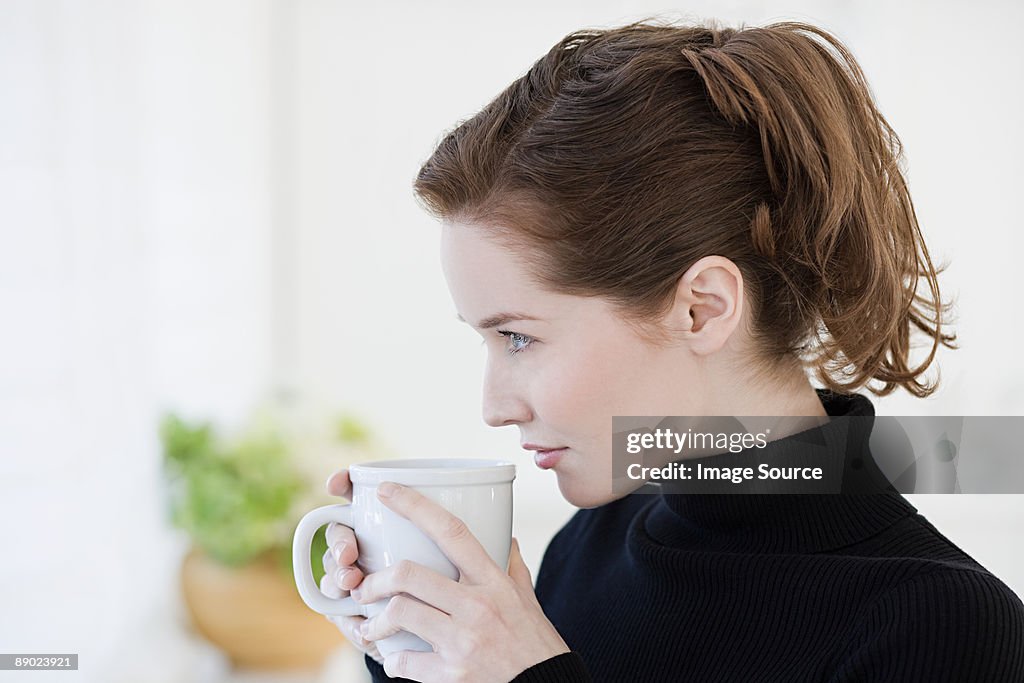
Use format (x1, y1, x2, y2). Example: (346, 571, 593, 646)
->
(507, 537, 533, 589)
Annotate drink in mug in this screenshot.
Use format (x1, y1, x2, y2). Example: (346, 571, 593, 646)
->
(292, 458, 516, 657)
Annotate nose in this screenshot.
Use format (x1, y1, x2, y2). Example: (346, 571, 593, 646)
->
(481, 353, 531, 428)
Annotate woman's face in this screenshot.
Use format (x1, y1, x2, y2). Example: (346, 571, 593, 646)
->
(440, 220, 710, 508)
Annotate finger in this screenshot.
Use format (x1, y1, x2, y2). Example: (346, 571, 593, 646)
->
(329, 615, 384, 664)
(325, 469, 352, 498)
(322, 547, 339, 577)
(352, 559, 462, 614)
(375, 482, 495, 582)
(319, 572, 341, 599)
(321, 548, 363, 591)
(337, 565, 364, 591)
(382, 650, 443, 681)
(507, 537, 533, 589)
(365, 641, 384, 664)
(337, 615, 373, 650)
(348, 618, 386, 664)
(325, 521, 359, 566)
(362, 595, 450, 649)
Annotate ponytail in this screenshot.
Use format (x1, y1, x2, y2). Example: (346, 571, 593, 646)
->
(680, 21, 958, 397)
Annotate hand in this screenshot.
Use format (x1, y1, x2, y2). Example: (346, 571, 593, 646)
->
(350, 481, 570, 683)
(319, 469, 384, 665)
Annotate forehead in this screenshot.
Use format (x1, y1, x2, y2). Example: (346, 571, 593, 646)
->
(440, 220, 524, 276)
(440, 220, 560, 322)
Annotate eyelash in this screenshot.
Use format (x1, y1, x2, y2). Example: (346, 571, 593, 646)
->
(485, 329, 535, 355)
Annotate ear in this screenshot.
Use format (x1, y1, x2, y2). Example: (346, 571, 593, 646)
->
(666, 255, 744, 355)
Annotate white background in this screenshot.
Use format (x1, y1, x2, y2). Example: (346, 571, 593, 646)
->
(2, 1, 1022, 681)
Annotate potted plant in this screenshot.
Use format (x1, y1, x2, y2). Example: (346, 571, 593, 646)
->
(159, 397, 391, 670)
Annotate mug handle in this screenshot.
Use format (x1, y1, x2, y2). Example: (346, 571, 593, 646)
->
(292, 503, 365, 616)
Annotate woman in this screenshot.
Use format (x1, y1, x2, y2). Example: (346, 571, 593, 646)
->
(318, 18, 1024, 682)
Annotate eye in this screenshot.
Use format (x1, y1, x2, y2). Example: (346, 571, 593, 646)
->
(496, 329, 534, 355)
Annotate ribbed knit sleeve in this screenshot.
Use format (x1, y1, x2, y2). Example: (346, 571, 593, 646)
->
(511, 651, 591, 682)
(829, 568, 1024, 681)
(365, 651, 591, 682)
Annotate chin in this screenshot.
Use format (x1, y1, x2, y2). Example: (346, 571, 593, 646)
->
(556, 475, 622, 509)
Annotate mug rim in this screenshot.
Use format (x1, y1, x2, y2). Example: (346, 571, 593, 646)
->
(348, 458, 516, 486)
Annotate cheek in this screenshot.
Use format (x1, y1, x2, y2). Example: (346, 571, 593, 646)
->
(534, 338, 641, 431)
(534, 368, 603, 422)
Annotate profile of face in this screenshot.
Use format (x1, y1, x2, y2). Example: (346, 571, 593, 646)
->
(440, 220, 749, 508)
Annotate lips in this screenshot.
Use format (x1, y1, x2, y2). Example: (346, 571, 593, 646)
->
(531, 448, 567, 470)
(522, 443, 566, 452)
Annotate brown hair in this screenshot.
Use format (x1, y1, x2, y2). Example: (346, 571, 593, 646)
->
(413, 17, 957, 398)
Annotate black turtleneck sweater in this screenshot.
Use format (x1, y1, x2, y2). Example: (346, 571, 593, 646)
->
(366, 390, 1024, 682)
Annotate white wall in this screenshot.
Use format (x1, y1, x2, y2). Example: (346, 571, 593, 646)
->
(1, 0, 278, 680)
(1, 1, 1021, 681)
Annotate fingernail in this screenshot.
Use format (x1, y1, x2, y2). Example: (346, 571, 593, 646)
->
(332, 541, 347, 563)
(336, 567, 349, 586)
(351, 588, 362, 601)
(359, 621, 370, 637)
(377, 481, 400, 498)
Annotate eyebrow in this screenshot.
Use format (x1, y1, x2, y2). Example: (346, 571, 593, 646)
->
(456, 312, 541, 329)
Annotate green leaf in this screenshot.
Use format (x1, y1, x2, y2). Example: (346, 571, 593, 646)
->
(158, 407, 377, 572)
(336, 414, 370, 444)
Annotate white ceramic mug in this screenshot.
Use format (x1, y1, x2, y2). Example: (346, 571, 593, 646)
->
(292, 458, 516, 657)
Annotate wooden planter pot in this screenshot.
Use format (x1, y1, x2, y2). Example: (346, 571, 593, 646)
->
(180, 545, 345, 670)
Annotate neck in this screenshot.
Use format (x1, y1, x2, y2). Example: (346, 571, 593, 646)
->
(698, 357, 828, 418)
(683, 358, 829, 442)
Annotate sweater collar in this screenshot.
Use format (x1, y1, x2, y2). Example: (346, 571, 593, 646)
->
(641, 389, 918, 554)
